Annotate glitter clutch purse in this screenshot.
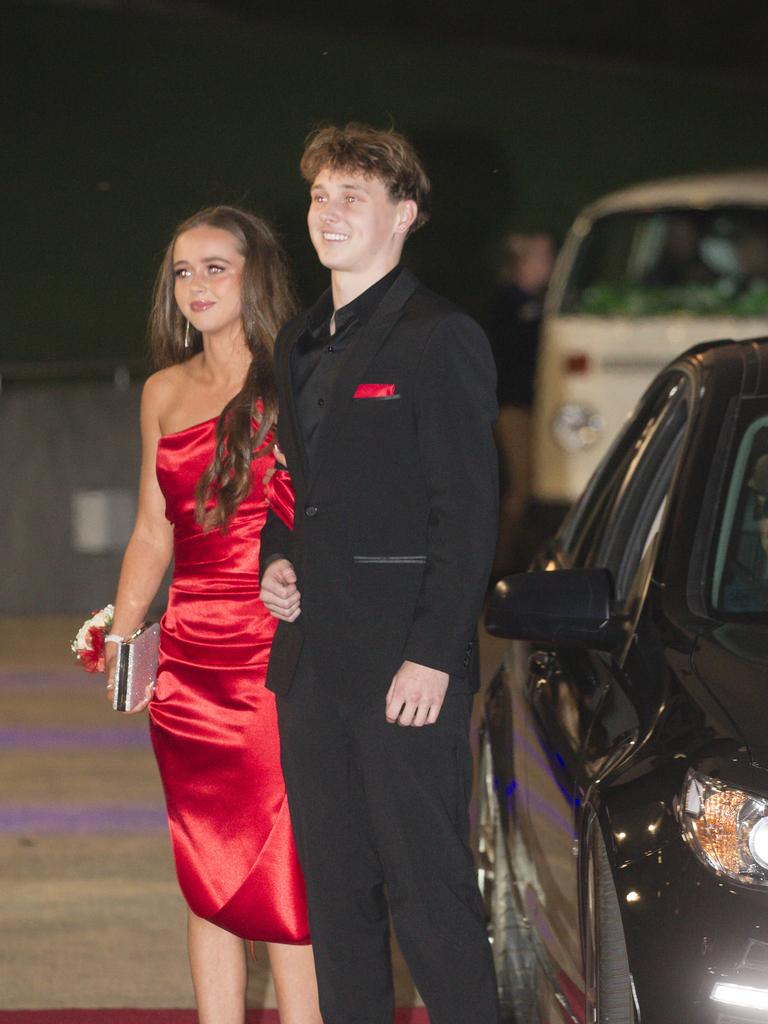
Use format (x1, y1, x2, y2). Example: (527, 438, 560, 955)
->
(112, 622, 161, 712)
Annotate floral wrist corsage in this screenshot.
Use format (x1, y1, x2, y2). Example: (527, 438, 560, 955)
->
(70, 604, 115, 673)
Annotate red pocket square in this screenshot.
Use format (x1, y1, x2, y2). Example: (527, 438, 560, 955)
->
(354, 383, 396, 398)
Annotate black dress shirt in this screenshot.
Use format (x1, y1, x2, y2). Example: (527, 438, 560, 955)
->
(292, 266, 402, 465)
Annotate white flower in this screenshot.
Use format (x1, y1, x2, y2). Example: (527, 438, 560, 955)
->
(71, 603, 114, 654)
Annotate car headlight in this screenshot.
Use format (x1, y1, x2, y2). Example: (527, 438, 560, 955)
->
(681, 769, 768, 886)
(551, 403, 604, 452)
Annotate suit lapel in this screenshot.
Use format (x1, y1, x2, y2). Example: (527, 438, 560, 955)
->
(307, 269, 419, 491)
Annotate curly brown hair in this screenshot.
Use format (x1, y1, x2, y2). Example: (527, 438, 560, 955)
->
(148, 206, 296, 531)
(300, 122, 431, 235)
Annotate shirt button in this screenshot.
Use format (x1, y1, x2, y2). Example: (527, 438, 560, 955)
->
(318, 397, 325, 407)
(327, 345, 335, 353)
(305, 505, 318, 518)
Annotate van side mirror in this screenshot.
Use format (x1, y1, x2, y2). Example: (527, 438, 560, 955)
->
(485, 568, 619, 651)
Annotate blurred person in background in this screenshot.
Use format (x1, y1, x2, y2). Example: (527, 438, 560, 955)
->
(104, 206, 321, 1024)
(485, 231, 555, 577)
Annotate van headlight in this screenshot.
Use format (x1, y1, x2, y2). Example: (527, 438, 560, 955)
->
(551, 403, 604, 451)
(681, 770, 768, 886)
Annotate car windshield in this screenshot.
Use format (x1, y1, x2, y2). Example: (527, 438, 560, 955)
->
(712, 407, 768, 618)
(561, 206, 768, 317)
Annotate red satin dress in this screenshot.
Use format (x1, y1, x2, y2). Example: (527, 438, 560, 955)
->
(149, 416, 308, 943)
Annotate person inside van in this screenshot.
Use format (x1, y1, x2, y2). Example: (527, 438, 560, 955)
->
(735, 230, 768, 290)
(644, 215, 716, 288)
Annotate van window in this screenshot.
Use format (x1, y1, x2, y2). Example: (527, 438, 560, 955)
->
(560, 207, 768, 318)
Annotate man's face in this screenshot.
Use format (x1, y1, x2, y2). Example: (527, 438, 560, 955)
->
(307, 168, 413, 276)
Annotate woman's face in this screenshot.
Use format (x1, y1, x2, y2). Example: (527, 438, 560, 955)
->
(173, 225, 246, 339)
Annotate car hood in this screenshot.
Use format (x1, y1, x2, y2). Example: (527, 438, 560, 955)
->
(692, 624, 768, 767)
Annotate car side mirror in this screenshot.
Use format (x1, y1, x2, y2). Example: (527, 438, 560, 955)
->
(485, 568, 620, 651)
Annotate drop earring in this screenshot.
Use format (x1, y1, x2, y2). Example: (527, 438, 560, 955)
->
(184, 320, 190, 350)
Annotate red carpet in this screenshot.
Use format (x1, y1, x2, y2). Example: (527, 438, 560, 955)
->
(0, 1012, 428, 1023)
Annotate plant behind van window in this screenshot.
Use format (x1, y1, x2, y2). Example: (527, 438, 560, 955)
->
(579, 280, 768, 318)
(564, 206, 768, 318)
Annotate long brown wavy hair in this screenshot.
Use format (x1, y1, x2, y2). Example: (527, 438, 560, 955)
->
(149, 206, 296, 531)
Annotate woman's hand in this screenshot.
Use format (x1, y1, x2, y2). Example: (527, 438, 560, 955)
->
(104, 642, 155, 714)
(263, 441, 288, 488)
(104, 644, 117, 704)
(273, 441, 287, 467)
(124, 681, 156, 715)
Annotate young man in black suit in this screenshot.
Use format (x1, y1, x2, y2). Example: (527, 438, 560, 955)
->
(260, 123, 500, 1023)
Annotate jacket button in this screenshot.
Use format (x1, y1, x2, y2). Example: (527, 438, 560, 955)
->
(305, 505, 318, 517)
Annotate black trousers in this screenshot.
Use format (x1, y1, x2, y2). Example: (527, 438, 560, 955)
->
(277, 650, 501, 1024)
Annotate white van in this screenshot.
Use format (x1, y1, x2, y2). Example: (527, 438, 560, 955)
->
(532, 171, 768, 517)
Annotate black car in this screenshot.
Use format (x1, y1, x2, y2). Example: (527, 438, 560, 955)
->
(479, 336, 768, 1023)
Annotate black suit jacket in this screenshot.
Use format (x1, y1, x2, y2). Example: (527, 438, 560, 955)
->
(260, 268, 499, 701)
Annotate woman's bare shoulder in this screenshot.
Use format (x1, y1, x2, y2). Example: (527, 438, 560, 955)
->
(142, 363, 188, 416)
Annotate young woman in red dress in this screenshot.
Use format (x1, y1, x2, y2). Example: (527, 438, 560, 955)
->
(105, 206, 320, 1024)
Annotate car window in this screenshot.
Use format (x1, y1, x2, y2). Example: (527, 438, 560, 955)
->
(599, 388, 688, 601)
(560, 206, 768, 318)
(556, 434, 626, 560)
(560, 374, 690, 602)
(556, 379, 671, 562)
(711, 403, 768, 616)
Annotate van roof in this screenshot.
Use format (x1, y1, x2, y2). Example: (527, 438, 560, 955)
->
(583, 171, 768, 219)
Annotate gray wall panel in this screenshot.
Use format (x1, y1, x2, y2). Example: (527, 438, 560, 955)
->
(0, 384, 170, 616)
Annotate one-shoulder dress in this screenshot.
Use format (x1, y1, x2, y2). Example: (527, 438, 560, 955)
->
(149, 416, 308, 943)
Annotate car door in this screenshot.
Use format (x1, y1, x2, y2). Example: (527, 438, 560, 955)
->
(516, 371, 693, 1009)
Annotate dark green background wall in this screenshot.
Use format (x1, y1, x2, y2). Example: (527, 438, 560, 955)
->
(4, 3, 768, 365)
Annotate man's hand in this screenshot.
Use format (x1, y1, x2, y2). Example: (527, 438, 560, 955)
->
(261, 558, 301, 622)
(385, 660, 449, 727)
